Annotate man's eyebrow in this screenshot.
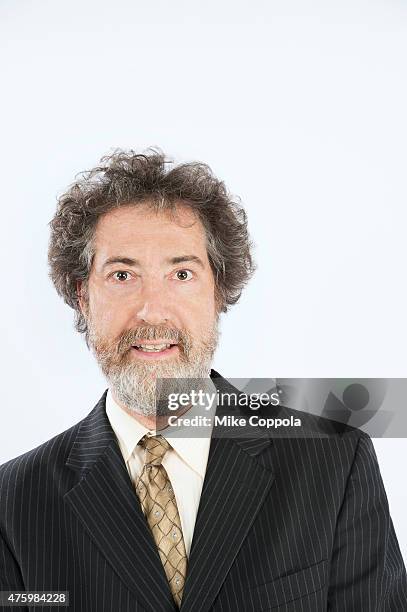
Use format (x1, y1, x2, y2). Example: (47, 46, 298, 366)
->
(167, 255, 205, 269)
(102, 256, 141, 270)
(101, 255, 205, 270)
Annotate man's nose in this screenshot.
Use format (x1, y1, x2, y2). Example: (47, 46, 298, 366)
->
(135, 280, 172, 326)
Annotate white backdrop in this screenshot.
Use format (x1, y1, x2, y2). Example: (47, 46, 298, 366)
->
(1, 0, 406, 562)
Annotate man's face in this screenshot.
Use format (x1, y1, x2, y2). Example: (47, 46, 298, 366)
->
(78, 202, 219, 417)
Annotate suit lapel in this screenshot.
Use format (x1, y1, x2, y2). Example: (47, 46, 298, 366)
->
(64, 391, 176, 612)
(180, 372, 276, 612)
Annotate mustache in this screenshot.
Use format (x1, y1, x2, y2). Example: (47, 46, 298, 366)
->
(117, 325, 189, 353)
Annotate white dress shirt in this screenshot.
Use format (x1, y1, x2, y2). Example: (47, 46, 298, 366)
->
(105, 383, 216, 556)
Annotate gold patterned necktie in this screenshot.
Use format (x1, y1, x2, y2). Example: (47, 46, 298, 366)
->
(136, 434, 188, 608)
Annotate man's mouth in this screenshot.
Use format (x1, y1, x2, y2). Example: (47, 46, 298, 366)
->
(131, 342, 179, 357)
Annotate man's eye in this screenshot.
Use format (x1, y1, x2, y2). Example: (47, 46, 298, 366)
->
(175, 269, 193, 281)
(113, 271, 131, 282)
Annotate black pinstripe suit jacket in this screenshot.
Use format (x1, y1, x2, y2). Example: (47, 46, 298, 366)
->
(1, 369, 406, 611)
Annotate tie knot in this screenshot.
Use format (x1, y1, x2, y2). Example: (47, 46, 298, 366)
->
(139, 434, 171, 466)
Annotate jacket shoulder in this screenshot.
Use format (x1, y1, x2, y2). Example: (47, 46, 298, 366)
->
(0, 417, 83, 491)
(273, 401, 371, 440)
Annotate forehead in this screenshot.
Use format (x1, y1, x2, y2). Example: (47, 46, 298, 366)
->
(93, 203, 207, 254)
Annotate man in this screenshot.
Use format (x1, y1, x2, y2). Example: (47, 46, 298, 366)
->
(0, 149, 406, 611)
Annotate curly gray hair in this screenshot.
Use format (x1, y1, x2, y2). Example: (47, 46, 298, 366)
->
(48, 148, 256, 337)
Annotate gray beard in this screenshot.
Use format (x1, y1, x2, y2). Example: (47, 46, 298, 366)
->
(88, 320, 219, 418)
(108, 357, 214, 417)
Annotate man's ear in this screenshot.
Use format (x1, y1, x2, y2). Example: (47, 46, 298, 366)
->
(214, 288, 226, 317)
(76, 280, 87, 315)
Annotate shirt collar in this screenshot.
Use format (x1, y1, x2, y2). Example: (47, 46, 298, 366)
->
(105, 379, 217, 480)
(105, 390, 150, 463)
